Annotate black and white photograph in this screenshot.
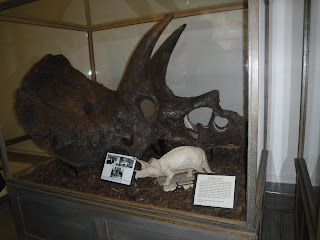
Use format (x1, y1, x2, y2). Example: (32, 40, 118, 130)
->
(101, 153, 136, 185)
(116, 157, 134, 168)
(110, 166, 123, 178)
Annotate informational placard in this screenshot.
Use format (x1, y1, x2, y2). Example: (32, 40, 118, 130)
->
(193, 174, 236, 209)
(101, 153, 136, 185)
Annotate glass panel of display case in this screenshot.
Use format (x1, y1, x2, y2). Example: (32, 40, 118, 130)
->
(0, 22, 91, 160)
(0, 1, 258, 227)
(0, 0, 86, 25)
(90, 0, 247, 25)
(87, 9, 248, 220)
(94, 10, 248, 120)
(304, 0, 320, 194)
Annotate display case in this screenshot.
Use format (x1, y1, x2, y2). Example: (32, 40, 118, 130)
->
(0, 0, 268, 239)
(295, 0, 320, 239)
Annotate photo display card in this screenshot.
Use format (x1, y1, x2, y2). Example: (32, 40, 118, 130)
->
(101, 153, 136, 185)
(193, 173, 236, 209)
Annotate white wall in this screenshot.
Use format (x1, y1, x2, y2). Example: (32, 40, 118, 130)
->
(266, 0, 304, 184)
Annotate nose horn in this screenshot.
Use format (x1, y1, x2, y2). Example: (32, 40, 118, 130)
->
(135, 158, 149, 169)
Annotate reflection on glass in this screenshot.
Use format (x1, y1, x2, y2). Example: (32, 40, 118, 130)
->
(0, 22, 90, 156)
(93, 10, 248, 126)
(304, 0, 320, 199)
(90, 0, 245, 25)
(0, 0, 86, 25)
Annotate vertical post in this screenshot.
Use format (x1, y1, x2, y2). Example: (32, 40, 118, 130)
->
(0, 127, 11, 180)
(247, 0, 259, 229)
(84, 0, 97, 82)
(263, 0, 269, 150)
(295, 177, 301, 239)
(317, 209, 320, 240)
(297, 0, 311, 159)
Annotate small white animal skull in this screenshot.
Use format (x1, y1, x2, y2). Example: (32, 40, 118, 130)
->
(135, 146, 212, 186)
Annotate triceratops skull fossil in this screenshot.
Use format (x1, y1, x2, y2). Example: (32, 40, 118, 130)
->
(16, 14, 246, 167)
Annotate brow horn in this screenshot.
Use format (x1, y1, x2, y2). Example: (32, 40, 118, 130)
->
(118, 14, 174, 94)
(150, 24, 186, 95)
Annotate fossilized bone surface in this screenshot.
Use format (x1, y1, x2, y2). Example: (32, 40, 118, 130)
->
(16, 14, 246, 167)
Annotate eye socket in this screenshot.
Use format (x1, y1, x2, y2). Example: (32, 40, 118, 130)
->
(214, 116, 229, 128)
(213, 116, 229, 132)
(140, 99, 156, 118)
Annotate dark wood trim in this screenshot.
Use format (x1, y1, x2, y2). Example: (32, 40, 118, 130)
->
(0, 0, 36, 11)
(5, 135, 31, 147)
(255, 150, 268, 233)
(295, 157, 317, 240)
(0, 128, 11, 179)
(318, 212, 320, 240)
(317, 209, 320, 240)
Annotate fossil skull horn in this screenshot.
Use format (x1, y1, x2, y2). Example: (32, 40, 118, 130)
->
(150, 24, 186, 95)
(118, 14, 174, 94)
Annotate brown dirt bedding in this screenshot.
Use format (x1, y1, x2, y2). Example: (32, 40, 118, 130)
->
(22, 147, 247, 221)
